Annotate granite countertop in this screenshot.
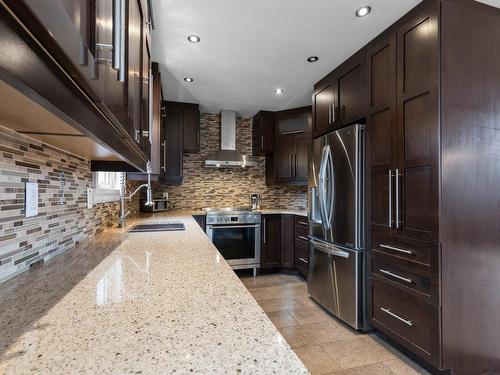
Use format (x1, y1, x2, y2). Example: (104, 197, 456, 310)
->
(191, 209, 308, 217)
(0, 212, 308, 374)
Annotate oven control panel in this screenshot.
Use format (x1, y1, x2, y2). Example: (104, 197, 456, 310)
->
(206, 213, 261, 225)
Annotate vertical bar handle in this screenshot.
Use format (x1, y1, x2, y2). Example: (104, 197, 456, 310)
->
(263, 218, 267, 243)
(162, 141, 166, 171)
(388, 170, 392, 227)
(395, 169, 401, 228)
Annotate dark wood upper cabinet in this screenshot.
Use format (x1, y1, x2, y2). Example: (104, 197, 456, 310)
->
(0, 0, 153, 170)
(160, 104, 184, 185)
(337, 56, 366, 126)
(312, 82, 337, 138)
(149, 63, 163, 175)
(159, 101, 200, 184)
(261, 215, 281, 269)
(183, 108, 201, 153)
(95, 0, 127, 128)
(252, 111, 275, 156)
(127, 0, 144, 147)
(274, 135, 294, 181)
(268, 106, 311, 186)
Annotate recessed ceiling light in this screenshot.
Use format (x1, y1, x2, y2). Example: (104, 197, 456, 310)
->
(274, 88, 284, 95)
(187, 35, 200, 43)
(184, 77, 194, 82)
(356, 5, 372, 17)
(307, 56, 319, 63)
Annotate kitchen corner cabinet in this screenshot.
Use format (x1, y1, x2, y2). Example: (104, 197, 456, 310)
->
(280, 215, 295, 269)
(261, 215, 282, 269)
(313, 55, 366, 138)
(182, 105, 201, 154)
(159, 101, 200, 185)
(270, 107, 311, 186)
(252, 111, 275, 156)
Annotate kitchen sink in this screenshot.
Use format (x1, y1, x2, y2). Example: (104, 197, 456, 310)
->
(127, 222, 185, 233)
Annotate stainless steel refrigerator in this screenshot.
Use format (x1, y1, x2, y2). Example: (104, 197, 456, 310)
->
(308, 123, 366, 330)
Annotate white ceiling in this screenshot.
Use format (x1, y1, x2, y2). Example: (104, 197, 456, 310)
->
(152, 0, 500, 117)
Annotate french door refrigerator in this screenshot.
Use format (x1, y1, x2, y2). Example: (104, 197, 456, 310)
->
(308, 123, 366, 330)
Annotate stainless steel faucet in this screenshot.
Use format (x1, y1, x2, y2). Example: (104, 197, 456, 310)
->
(119, 162, 154, 227)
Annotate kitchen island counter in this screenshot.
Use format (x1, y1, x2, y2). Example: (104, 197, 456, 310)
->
(0, 212, 308, 374)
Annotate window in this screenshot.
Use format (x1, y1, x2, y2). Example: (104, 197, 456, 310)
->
(92, 172, 123, 203)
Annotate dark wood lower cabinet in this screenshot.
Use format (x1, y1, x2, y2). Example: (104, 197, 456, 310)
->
(261, 215, 281, 269)
(280, 215, 295, 269)
(260, 214, 307, 274)
(294, 216, 309, 277)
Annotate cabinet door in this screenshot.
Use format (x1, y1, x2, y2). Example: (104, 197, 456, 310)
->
(396, 6, 439, 242)
(95, 0, 127, 127)
(141, 36, 151, 157)
(161, 108, 183, 184)
(313, 82, 337, 137)
(294, 133, 310, 182)
(280, 214, 295, 269)
(338, 58, 366, 125)
(183, 109, 201, 153)
(149, 63, 162, 175)
(367, 34, 398, 235)
(252, 111, 275, 156)
(127, 0, 143, 146)
(274, 135, 294, 182)
(261, 215, 281, 268)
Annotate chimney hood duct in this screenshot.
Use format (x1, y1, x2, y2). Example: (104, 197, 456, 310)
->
(204, 110, 257, 168)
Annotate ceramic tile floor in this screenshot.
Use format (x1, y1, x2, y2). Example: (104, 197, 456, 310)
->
(241, 273, 431, 375)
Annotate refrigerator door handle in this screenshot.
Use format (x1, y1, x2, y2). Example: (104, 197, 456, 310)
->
(325, 145, 335, 229)
(310, 239, 349, 259)
(318, 145, 328, 230)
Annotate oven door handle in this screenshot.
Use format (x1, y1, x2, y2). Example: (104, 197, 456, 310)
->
(208, 225, 260, 229)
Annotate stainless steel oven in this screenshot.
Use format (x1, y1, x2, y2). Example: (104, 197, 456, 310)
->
(204, 208, 261, 274)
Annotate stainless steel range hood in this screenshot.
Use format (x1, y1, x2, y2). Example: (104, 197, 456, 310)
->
(205, 110, 257, 168)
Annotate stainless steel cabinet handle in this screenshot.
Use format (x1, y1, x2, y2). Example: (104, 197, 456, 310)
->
(328, 105, 331, 124)
(281, 130, 305, 135)
(380, 269, 412, 284)
(298, 236, 308, 241)
(162, 141, 166, 171)
(298, 257, 308, 264)
(380, 308, 413, 327)
(263, 218, 266, 243)
(118, 0, 126, 81)
(379, 244, 413, 255)
(261, 135, 264, 149)
(331, 104, 335, 123)
(298, 221, 308, 226)
(395, 168, 401, 228)
(208, 225, 260, 229)
(388, 170, 392, 227)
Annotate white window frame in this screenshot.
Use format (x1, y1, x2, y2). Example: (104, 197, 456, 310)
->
(92, 172, 123, 204)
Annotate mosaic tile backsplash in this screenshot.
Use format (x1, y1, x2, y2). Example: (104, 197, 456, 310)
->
(153, 113, 308, 210)
(0, 125, 139, 282)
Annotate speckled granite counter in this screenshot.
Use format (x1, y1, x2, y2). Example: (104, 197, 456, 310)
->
(0, 212, 308, 374)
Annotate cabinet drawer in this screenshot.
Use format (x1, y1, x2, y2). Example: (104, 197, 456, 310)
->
(371, 278, 439, 367)
(372, 233, 437, 268)
(295, 216, 309, 228)
(295, 240, 308, 274)
(372, 253, 435, 301)
(295, 225, 309, 244)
